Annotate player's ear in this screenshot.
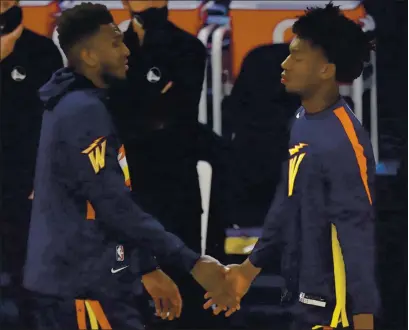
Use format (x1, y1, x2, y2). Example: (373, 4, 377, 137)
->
(80, 48, 99, 68)
(320, 63, 336, 80)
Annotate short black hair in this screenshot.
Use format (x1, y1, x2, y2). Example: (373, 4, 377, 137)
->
(57, 2, 114, 55)
(292, 2, 374, 83)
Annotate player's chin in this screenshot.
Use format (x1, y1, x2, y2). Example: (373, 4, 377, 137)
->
(114, 70, 127, 80)
(284, 84, 296, 93)
(284, 84, 302, 95)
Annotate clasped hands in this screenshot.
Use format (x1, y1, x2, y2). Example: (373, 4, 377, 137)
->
(142, 256, 260, 320)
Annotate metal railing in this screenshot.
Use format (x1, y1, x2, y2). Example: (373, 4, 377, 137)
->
(197, 24, 218, 125)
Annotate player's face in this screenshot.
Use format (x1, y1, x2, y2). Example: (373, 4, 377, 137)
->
(91, 24, 130, 81)
(281, 37, 329, 97)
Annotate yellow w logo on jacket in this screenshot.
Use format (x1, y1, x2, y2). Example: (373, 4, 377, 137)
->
(288, 143, 307, 197)
(82, 137, 107, 174)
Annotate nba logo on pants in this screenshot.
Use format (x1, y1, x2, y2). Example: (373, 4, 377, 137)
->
(116, 245, 124, 261)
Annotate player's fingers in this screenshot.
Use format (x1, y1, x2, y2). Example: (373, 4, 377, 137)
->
(225, 307, 237, 317)
(206, 292, 236, 311)
(153, 297, 162, 317)
(161, 298, 170, 319)
(228, 293, 241, 309)
(167, 299, 176, 321)
(170, 299, 182, 320)
(169, 290, 181, 321)
(203, 298, 214, 310)
(216, 294, 239, 310)
(175, 289, 182, 318)
(224, 285, 241, 303)
(169, 300, 179, 320)
(213, 305, 226, 315)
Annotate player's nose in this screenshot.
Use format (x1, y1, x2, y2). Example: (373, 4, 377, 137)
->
(281, 55, 290, 71)
(122, 43, 130, 58)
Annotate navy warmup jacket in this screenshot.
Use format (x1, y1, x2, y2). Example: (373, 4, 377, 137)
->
(249, 99, 380, 328)
(23, 68, 199, 300)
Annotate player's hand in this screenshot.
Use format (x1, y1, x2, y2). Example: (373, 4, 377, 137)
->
(0, 24, 23, 62)
(142, 269, 182, 320)
(204, 259, 261, 317)
(191, 255, 240, 311)
(203, 264, 248, 317)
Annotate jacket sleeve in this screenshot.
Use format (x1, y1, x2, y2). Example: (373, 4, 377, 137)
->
(324, 141, 380, 315)
(57, 100, 200, 273)
(248, 163, 296, 268)
(135, 252, 160, 276)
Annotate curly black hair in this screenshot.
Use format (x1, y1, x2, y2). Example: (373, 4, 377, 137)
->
(57, 2, 114, 55)
(292, 2, 374, 83)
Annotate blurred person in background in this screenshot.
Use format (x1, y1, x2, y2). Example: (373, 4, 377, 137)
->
(223, 43, 300, 230)
(109, 1, 227, 329)
(0, 0, 63, 328)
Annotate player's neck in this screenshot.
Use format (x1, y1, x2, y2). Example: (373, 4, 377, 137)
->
(75, 67, 108, 89)
(302, 85, 340, 114)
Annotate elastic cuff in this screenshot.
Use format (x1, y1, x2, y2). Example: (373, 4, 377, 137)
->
(170, 246, 201, 273)
(140, 265, 160, 276)
(248, 250, 265, 269)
